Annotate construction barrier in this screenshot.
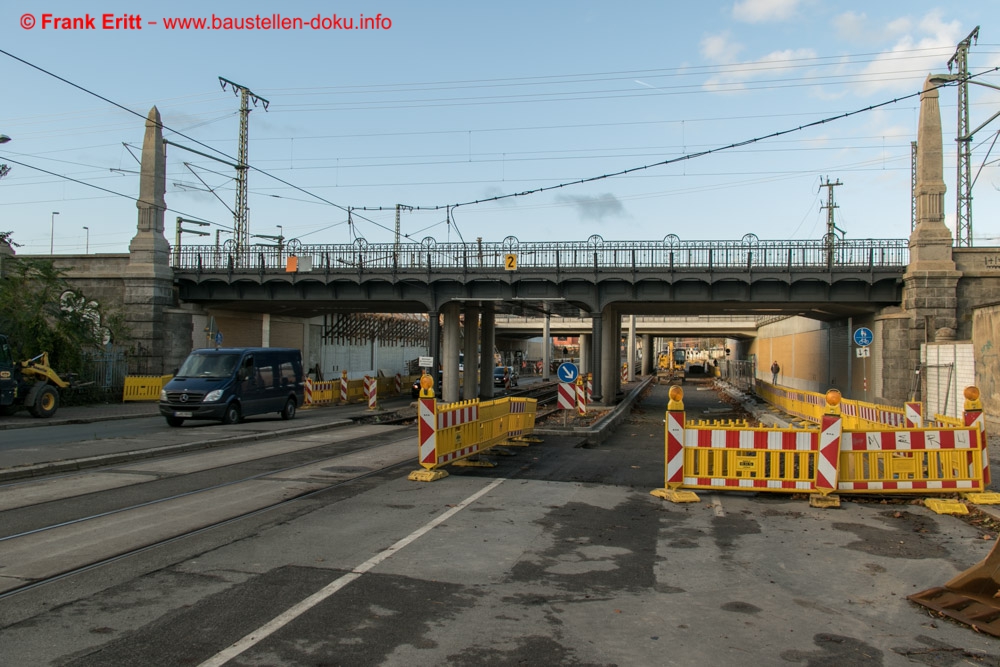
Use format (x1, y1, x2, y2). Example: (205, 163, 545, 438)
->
(303, 372, 419, 408)
(123, 375, 173, 402)
(576, 377, 587, 416)
(756, 381, 911, 430)
(409, 381, 539, 481)
(364, 375, 377, 410)
(557, 382, 574, 410)
(652, 385, 988, 508)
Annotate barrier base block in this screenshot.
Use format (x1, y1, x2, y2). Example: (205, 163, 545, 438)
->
(491, 447, 517, 457)
(408, 469, 449, 483)
(452, 458, 496, 468)
(507, 436, 542, 446)
(925, 498, 969, 515)
(964, 492, 1000, 505)
(809, 493, 841, 509)
(650, 487, 700, 503)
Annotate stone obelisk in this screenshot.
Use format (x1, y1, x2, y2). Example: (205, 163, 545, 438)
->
(124, 107, 174, 373)
(900, 76, 962, 380)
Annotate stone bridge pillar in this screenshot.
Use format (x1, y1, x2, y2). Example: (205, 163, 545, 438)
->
(888, 76, 962, 401)
(124, 107, 173, 374)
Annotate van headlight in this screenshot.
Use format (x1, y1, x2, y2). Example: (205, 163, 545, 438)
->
(160, 389, 167, 401)
(204, 389, 224, 402)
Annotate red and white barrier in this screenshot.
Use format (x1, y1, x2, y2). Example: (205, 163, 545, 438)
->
(576, 379, 586, 416)
(905, 402, 923, 428)
(340, 370, 348, 403)
(815, 413, 843, 494)
(557, 382, 575, 410)
(395, 373, 402, 394)
(418, 396, 437, 467)
(364, 375, 377, 410)
(304, 378, 313, 406)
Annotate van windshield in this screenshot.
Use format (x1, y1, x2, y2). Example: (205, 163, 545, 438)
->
(176, 353, 240, 378)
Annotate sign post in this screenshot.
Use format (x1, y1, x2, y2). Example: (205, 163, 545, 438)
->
(854, 328, 873, 402)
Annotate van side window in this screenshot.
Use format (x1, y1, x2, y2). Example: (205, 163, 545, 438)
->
(256, 353, 276, 388)
(240, 355, 254, 381)
(279, 361, 296, 386)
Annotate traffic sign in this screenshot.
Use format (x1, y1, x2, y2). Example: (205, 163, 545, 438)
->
(853, 327, 873, 347)
(418, 356, 434, 368)
(557, 362, 579, 383)
(504, 253, 518, 271)
(214, 331, 223, 346)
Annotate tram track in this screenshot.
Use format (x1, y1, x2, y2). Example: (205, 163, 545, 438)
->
(0, 427, 418, 600)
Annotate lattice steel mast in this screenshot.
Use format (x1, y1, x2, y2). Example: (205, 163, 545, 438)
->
(948, 27, 978, 247)
(219, 77, 269, 256)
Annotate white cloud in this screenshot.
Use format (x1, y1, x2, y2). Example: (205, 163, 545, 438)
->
(732, 0, 802, 23)
(852, 10, 963, 96)
(833, 11, 866, 41)
(554, 193, 627, 222)
(700, 32, 743, 63)
(702, 47, 818, 93)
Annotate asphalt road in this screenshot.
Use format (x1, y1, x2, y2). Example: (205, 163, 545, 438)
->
(1, 380, 998, 665)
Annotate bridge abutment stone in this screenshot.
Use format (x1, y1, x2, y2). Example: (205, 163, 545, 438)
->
(441, 302, 461, 403)
(480, 303, 495, 399)
(463, 304, 480, 400)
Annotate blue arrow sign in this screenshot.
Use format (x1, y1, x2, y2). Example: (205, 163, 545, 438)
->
(557, 362, 579, 383)
(853, 327, 873, 347)
(215, 331, 224, 345)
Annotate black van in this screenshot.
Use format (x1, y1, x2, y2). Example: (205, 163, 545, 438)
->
(159, 348, 304, 426)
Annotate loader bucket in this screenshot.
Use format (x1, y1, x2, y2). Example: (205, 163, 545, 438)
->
(908, 538, 1000, 637)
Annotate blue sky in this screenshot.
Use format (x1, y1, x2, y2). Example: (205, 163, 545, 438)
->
(1, 0, 999, 254)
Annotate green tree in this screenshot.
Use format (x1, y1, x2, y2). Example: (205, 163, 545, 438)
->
(0, 233, 128, 373)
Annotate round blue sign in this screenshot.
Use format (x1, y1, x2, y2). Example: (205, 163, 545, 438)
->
(215, 331, 224, 345)
(556, 362, 579, 383)
(853, 327, 873, 347)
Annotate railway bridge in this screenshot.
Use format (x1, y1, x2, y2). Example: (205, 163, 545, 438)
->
(5, 77, 999, 425)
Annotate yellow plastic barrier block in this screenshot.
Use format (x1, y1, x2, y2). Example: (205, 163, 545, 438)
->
(409, 469, 449, 482)
(964, 492, 1000, 505)
(809, 493, 841, 509)
(650, 487, 700, 503)
(452, 458, 496, 468)
(925, 498, 969, 515)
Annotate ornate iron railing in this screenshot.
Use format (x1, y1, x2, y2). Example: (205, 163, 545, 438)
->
(172, 233, 909, 273)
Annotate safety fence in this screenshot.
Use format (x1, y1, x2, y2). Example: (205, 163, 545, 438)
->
(755, 381, 921, 430)
(122, 375, 173, 402)
(411, 392, 538, 480)
(304, 373, 420, 407)
(653, 386, 989, 507)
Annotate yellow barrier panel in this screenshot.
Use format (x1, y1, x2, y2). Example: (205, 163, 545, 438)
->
(680, 426, 818, 493)
(837, 427, 983, 493)
(933, 414, 964, 428)
(123, 375, 171, 402)
(413, 395, 540, 473)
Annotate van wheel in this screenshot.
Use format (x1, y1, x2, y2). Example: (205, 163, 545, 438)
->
(281, 397, 297, 420)
(166, 416, 185, 427)
(222, 403, 242, 425)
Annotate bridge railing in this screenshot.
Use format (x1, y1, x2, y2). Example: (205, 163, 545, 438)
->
(172, 236, 909, 273)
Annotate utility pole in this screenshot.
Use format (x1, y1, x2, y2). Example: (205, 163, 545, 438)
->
(219, 77, 269, 259)
(820, 177, 843, 267)
(948, 27, 978, 247)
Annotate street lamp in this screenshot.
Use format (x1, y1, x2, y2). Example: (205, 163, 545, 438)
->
(50, 212, 60, 255)
(83, 226, 89, 254)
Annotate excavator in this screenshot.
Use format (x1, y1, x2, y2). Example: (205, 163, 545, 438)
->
(0, 333, 72, 418)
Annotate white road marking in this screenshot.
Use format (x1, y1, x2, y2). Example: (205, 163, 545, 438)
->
(197, 477, 507, 667)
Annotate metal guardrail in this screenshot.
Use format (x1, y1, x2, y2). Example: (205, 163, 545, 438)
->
(172, 234, 909, 273)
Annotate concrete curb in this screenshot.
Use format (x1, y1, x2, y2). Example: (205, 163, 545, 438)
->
(0, 409, 161, 431)
(0, 418, 358, 483)
(533, 376, 655, 445)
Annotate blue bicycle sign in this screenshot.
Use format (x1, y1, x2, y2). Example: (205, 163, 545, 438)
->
(853, 327, 873, 347)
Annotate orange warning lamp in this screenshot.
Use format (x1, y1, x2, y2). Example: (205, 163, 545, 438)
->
(825, 389, 842, 407)
(964, 385, 981, 411)
(667, 384, 684, 411)
(419, 373, 434, 397)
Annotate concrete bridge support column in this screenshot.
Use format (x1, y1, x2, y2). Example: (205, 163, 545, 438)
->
(626, 315, 636, 381)
(579, 334, 591, 376)
(441, 302, 461, 403)
(542, 311, 551, 381)
(428, 310, 440, 381)
(600, 307, 619, 405)
(590, 316, 603, 404)
(261, 313, 271, 347)
(479, 303, 495, 399)
(463, 304, 480, 401)
(641, 334, 653, 376)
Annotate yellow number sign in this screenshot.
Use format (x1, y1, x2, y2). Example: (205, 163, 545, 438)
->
(504, 254, 517, 271)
